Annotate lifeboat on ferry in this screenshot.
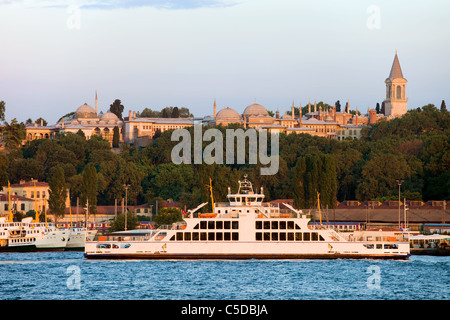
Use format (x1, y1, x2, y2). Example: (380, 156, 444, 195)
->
(199, 213, 217, 218)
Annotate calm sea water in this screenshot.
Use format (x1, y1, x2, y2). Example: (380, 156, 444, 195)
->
(0, 252, 448, 300)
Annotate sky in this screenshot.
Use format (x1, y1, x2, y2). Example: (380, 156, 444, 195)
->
(1, 0, 449, 124)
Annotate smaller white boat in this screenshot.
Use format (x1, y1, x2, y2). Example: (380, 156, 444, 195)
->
(409, 234, 450, 256)
(66, 227, 97, 251)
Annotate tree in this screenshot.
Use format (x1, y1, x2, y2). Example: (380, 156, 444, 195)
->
(112, 126, 120, 148)
(171, 106, 180, 118)
(441, 100, 447, 112)
(110, 99, 124, 120)
(48, 166, 67, 224)
(154, 207, 182, 227)
(335, 100, 341, 112)
(380, 101, 386, 115)
(81, 163, 98, 215)
(0, 101, 5, 122)
(35, 117, 47, 126)
(2, 118, 25, 150)
(108, 211, 138, 232)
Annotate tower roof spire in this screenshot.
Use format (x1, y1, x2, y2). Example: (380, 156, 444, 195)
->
(389, 51, 404, 80)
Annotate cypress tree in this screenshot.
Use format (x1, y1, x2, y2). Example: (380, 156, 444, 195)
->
(48, 166, 67, 224)
(112, 126, 120, 148)
(292, 157, 306, 209)
(81, 163, 98, 215)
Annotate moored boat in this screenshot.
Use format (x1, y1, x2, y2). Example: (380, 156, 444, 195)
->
(0, 217, 69, 252)
(85, 176, 410, 260)
(409, 234, 450, 256)
(66, 227, 97, 251)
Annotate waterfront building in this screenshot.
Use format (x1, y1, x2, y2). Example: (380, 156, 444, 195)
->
(1, 179, 70, 215)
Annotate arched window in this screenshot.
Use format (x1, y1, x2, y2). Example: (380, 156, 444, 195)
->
(396, 86, 402, 99)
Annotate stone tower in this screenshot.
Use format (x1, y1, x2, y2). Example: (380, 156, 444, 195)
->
(384, 52, 408, 117)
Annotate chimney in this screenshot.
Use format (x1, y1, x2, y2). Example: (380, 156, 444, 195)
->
(369, 109, 377, 124)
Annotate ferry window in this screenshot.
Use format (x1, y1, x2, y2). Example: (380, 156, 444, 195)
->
(208, 233, 215, 241)
(319, 235, 325, 241)
(364, 244, 374, 249)
(280, 221, 286, 229)
(376, 244, 382, 249)
(224, 221, 231, 229)
(200, 221, 207, 229)
(271, 221, 278, 229)
(208, 221, 215, 229)
(229, 197, 235, 202)
(216, 232, 223, 241)
(232, 221, 239, 229)
(287, 221, 294, 230)
(304, 233, 311, 241)
(232, 232, 239, 241)
(295, 233, 302, 241)
(263, 221, 270, 229)
(279, 232, 286, 241)
(312, 232, 318, 241)
(200, 232, 207, 241)
(264, 232, 270, 241)
(255, 221, 262, 229)
(271, 233, 278, 241)
(224, 232, 231, 241)
(177, 232, 183, 241)
(216, 221, 223, 229)
(295, 224, 301, 230)
(184, 233, 191, 241)
(256, 232, 262, 241)
(194, 224, 199, 229)
(236, 197, 241, 202)
(192, 232, 199, 241)
(170, 235, 175, 241)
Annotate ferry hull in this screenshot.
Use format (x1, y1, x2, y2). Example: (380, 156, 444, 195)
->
(84, 241, 410, 260)
(0, 245, 66, 252)
(84, 252, 410, 260)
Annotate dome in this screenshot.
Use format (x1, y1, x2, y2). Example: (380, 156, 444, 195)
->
(101, 111, 119, 121)
(243, 103, 269, 117)
(216, 107, 241, 120)
(75, 103, 97, 119)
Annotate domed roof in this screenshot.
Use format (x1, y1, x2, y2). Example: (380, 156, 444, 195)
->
(75, 103, 97, 119)
(243, 103, 269, 117)
(216, 107, 241, 120)
(100, 111, 119, 120)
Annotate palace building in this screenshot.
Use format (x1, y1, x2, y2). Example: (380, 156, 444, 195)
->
(20, 52, 407, 146)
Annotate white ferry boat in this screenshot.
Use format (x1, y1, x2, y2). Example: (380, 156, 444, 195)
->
(66, 227, 97, 251)
(0, 217, 69, 252)
(84, 177, 410, 260)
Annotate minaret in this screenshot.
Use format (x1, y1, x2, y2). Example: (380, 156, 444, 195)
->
(291, 100, 295, 119)
(314, 100, 317, 113)
(384, 51, 408, 117)
(213, 99, 217, 119)
(95, 90, 98, 114)
(308, 100, 311, 114)
(298, 105, 302, 127)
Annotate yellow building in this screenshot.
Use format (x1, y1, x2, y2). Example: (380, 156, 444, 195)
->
(3, 179, 70, 214)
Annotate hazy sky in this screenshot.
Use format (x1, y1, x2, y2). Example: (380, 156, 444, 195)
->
(1, 0, 449, 124)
